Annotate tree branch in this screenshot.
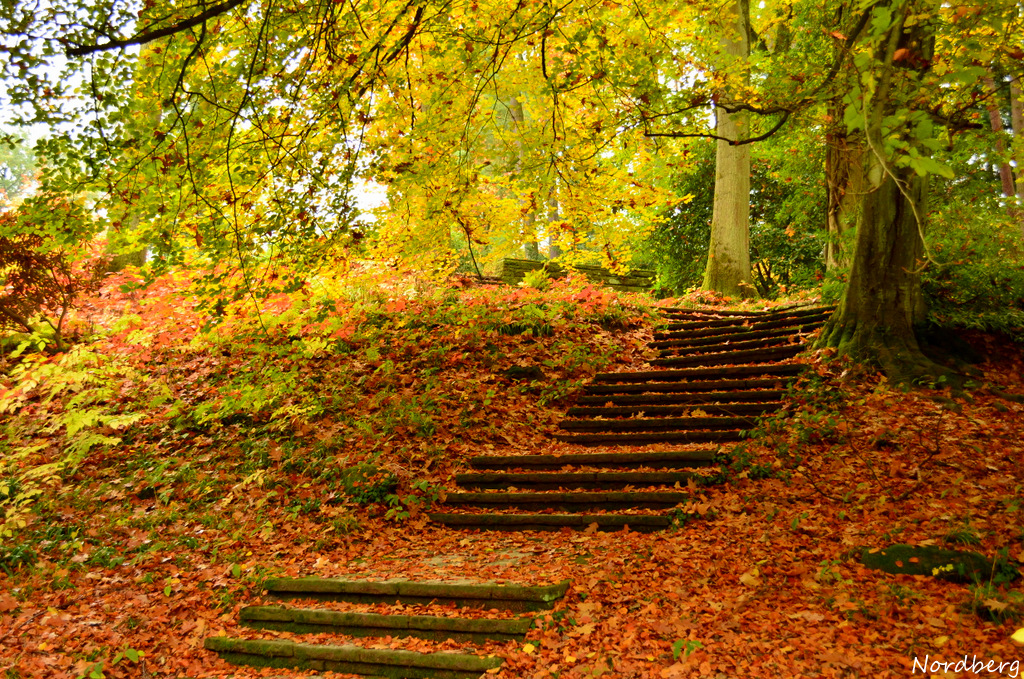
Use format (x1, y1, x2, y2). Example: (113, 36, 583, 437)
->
(65, 0, 249, 57)
(643, 4, 874, 146)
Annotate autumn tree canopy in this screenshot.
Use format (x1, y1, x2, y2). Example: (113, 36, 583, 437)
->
(2, 0, 1023, 376)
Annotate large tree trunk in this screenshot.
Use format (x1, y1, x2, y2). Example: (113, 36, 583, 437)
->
(1011, 79, 1024, 233)
(819, 0, 950, 382)
(819, 165, 935, 380)
(702, 0, 752, 299)
(824, 118, 862, 272)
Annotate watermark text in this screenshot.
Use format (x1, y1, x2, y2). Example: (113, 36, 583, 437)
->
(913, 655, 1020, 678)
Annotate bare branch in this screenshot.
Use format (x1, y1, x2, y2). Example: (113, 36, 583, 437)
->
(65, 0, 249, 57)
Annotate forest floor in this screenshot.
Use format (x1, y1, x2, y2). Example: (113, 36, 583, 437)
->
(1, 268, 1023, 678)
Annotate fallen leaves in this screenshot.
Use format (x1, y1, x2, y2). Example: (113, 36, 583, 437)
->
(2, 283, 1024, 678)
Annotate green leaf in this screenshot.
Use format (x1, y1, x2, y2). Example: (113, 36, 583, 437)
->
(910, 156, 955, 179)
(843, 103, 863, 132)
(231, 563, 241, 578)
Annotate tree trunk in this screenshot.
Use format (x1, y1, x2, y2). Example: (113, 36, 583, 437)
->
(984, 77, 1018, 206)
(819, 166, 934, 380)
(702, 0, 752, 299)
(819, 0, 951, 383)
(508, 95, 544, 260)
(824, 118, 862, 271)
(1011, 78, 1024, 232)
(547, 191, 562, 258)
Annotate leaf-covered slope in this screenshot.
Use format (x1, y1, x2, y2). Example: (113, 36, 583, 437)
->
(1, 274, 1023, 678)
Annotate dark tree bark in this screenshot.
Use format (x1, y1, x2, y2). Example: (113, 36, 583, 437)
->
(819, 0, 952, 383)
(819, 166, 936, 380)
(824, 116, 862, 272)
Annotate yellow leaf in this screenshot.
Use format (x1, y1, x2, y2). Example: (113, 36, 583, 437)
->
(523, 643, 536, 654)
(1011, 628, 1024, 645)
(739, 570, 762, 588)
(933, 635, 949, 647)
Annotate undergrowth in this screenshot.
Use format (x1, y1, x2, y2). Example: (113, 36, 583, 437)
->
(0, 268, 656, 547)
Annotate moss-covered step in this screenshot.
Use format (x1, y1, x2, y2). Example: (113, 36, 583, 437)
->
(468, 449, 717, 470)
(558, 416, 756, 433)
(591, 363, 803, 384)
(264, 578, 570, 612)
(860, 544, 1021, 584)
(649, 344, 804, 368)
(565, 402, 780, 418)
(443, 490, 691, 511)
(579, 382, 788, 398)
(660, 305, 833, 331)
(429, 512, 672, 532)
(561, 413, 753, 436)
(659, 308, 769, 319)
(650, 324, 825, 350)
(239, 606, 531, 643)
(554, 429, 745, 446)
(204, 637, 503, 679)
(656, 335, 796, 357)
(655, 310, 832, 340)
(454, 470, 699, 490)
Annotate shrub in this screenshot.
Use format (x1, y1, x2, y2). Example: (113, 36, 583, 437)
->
(922, 215, 1024, 340)
(0, 200, 103, 351)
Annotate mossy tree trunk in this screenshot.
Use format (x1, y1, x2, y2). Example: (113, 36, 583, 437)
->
(824, 110, 862, 272)
(1011, 78, 1024, 233)
(819, 0, 950, 382)
(819, 164, 934, 380)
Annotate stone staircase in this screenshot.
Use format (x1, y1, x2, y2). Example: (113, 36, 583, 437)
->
(429, 305, 832, 533)
(205, 304, 831, 677)
(205, 577, 569, 677)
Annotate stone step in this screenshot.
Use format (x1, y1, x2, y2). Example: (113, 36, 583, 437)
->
(455, 470, 698, 490)
(554, 429, 744, 446)
(656, 334, 795, 357)
(263, 578, 570, 612)
(581, 378, 786, 395)
(655, 310, 831, 340)
(429, 513, 672, 532)
(659, 305, 835, 329)
(649, 344, 803, 368)
(651, 324, 824, 350)
(659, 307, 770, 318)
(468, 449, 717, 470)
(559, 415, 755, 433)
(575, 388, 785, 405)
(444, 490, 692, 510)
(204, 637, 503, 679)
(591, 363, 803, 384)
(567, 402, 779, 419)
(238, 606, 530, 643)
(660, 305, 833, 331)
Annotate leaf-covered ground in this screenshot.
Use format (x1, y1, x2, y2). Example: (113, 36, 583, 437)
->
(1, 269, 1023, 678)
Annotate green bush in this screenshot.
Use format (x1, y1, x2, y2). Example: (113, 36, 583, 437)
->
(922, 216, 1024, 340)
